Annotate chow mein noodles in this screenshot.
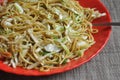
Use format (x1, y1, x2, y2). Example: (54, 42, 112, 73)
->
(0, 0, 105, 71)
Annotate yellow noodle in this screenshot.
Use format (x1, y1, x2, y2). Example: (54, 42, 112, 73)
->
(0, 0, 105, 71)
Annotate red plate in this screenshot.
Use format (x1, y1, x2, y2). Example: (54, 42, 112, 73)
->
(0, 0, 111, 76)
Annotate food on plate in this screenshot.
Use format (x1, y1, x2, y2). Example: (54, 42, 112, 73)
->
(0, 0, 105, 71)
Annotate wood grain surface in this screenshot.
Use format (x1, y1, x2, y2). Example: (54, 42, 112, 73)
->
(0, 0, 120, 80)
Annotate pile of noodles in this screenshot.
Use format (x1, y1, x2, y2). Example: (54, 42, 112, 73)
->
(0, 0, 105, 71)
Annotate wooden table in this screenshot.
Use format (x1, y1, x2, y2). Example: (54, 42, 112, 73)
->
(0, 0, 120, 80)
